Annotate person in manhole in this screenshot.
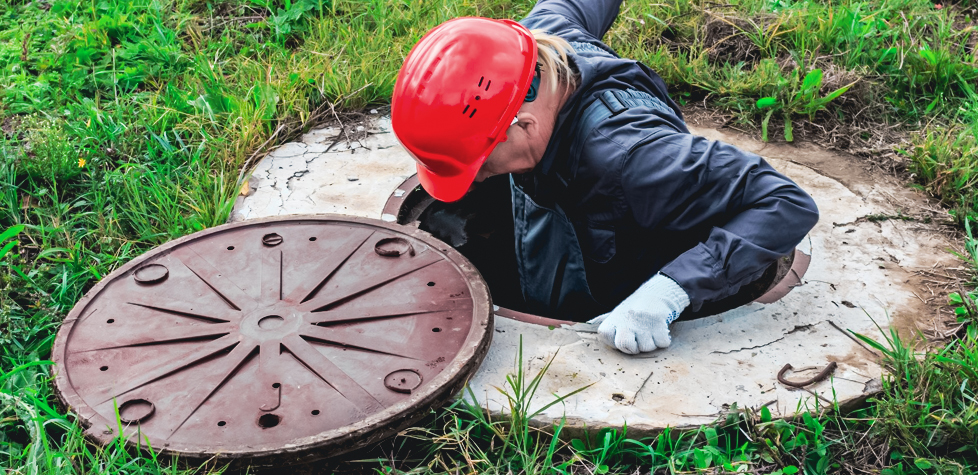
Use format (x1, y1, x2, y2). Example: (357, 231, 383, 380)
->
(390, 0, 819, 355)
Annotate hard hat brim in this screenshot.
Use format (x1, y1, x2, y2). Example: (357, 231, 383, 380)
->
(415, 155, 483, 203)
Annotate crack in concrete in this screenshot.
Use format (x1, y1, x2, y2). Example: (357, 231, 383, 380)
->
(288, 150, 328, 203)
(710, 323, 816, 355)
(279, 145, 310, 201)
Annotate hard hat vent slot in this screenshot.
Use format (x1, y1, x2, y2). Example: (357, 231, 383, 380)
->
(463, 77, 490, 119)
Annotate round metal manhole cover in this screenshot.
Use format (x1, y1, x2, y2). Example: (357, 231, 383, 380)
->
(52, 216, 492, 463)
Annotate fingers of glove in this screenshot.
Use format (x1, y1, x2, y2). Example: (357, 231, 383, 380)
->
(588, 313, 611, 325)
(637, 332, 659, 353)
(613, 327, 640, 355)
(649, 317, 672, 348)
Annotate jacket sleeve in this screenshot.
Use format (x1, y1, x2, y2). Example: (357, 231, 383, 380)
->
(616, 127, 819, 311)
(528, 0, 624, 40)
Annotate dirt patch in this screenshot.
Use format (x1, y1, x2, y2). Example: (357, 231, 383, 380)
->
(1, 115, 19, 139)
(683, 102, 908, 172)
(679, 54, 900, 170)
(701, 13, 770, 64)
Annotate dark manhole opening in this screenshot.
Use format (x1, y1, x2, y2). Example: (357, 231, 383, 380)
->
(393, 175, 526, 311)
(258, 413, 281, 429)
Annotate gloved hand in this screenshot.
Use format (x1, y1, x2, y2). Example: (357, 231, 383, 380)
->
(589, 273, 690, 354)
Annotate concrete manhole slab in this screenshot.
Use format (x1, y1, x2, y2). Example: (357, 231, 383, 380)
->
(52, 216, 492, 464)
(233, 117, 960, 437)
(230, 117, 416, 222)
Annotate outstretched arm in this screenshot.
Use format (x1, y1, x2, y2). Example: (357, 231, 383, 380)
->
(590, 113, 818, 354)
(621, 131, 819, 311)
(528, 0, 625, 40)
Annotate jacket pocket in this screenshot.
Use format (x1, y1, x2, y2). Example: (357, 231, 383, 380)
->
(581, 224, 617, 264)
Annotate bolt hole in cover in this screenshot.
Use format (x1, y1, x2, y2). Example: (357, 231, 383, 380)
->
(52, 216, 492, 465)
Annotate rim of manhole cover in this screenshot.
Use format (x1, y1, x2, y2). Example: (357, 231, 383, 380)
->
(52, 215, 493, 464)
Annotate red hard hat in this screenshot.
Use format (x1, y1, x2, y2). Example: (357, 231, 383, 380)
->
(392, 17, 538, 202)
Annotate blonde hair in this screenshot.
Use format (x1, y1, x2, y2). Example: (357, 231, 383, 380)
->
(531, 30, 578, 93)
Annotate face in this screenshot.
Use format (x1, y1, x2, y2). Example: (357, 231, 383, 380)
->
(474, 112, 546, 182)
(474, 136, 529, 182)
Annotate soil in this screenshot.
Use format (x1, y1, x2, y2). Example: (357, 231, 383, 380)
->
(682, 102, 908, 171)
(702, 13, 761, 64)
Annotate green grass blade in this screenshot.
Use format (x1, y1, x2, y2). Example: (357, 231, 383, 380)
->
(0, 224, 24, 242)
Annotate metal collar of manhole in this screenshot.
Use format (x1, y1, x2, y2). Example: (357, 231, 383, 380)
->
(51, 215, 493, 465)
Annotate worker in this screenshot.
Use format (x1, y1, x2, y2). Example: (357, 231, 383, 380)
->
(390, 0, 819, 355)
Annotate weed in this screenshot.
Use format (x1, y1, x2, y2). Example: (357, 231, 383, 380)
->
(854, 315, 978, 469)
(899, 123, 978, 223)
(756, 67, 856, 141)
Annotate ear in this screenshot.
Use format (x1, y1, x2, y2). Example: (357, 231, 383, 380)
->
(515, 111, 539, 135)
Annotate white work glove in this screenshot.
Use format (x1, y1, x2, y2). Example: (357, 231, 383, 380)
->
(589, 273, 690, 354)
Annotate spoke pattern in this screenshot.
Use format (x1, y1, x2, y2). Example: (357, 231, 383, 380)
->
(299, 325, 424, 360)
(298, 251, 443, 313)
(284, 230, 373, 304)
(92, 334, 242, 404)
(127, 299, 234, 324)
(173, 247, 258, 313)
(60, 221, 486, 454)
(73, 322, 235, 352)
(305, 299, 466, 325)
(162, 339, 258, 438)
(282, 333, 384, 414)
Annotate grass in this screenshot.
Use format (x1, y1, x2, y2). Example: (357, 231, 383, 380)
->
(2, 0, 978, 472)
(314, 315, 978, 474)
(606, 0, 978, 221)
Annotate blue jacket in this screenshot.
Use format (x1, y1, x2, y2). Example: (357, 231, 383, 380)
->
(517, 0, 819, 313)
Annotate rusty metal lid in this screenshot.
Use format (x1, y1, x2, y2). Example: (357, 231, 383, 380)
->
(52, 216, 493, 464)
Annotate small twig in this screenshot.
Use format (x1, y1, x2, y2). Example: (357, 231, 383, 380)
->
(20, 32, 31, 63)
(626, 372, 656, 405)
(827, 320, 881, 358)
